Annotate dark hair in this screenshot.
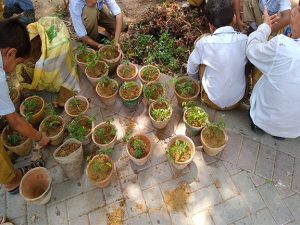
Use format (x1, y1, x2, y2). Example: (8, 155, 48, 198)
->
(0, 18, 31, 58)
(205, 0, 234, 28)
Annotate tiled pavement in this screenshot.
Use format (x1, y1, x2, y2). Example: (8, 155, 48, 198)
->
(2, 72, 300, 225)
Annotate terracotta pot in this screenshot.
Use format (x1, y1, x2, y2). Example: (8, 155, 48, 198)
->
(69, 116, 94, 146)
(85, 61, 109, 86)
(20, 167, 52, 205)
(86, 154, 114, 188)
(148, 101, 172, 129)
(119, 81, 143, 109)
(92, 122, 117, 149)
(200, 127, 228, 156)
(138, 65, 160, 84)
(53, 138, 84, 180)
(75, 48, 96, 73)
(1, 126, 32, 156)
(143, 81, 166, 106)
(183, 107, 208, 136)
(127, 134, 152, 166)
(95, 79, 119, 106)
(99, 45, 122, 75)
(116, 62, 138, 82)
(64, 95, 89, 117)
(167, 135, 195, 170)
(20, 96, 45, 127)
(39, 115, 65, 146)
(174, 77, 200, 106)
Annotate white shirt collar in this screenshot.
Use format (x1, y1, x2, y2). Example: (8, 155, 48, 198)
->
(213, 26, 236, 35)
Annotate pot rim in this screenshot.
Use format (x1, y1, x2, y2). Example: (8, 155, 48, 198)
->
(200, 126, 228, 149)
(138, 65, 161, 83)
(148, 101, 173, 122)
(127, 134, 152, 160)
(64, 95, 89, 117)
(117, 62, 138, 79)
(174, 76, 200, 100)
(119, 81, 143, 101)
(95, 79, 119, 99)
(92, 122, 117, 146)
(20, 95, 45, 118)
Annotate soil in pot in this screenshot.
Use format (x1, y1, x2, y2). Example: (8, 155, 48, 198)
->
(175, 78, 198, 98)
(150, 101, 172, 122)
(87, 155, 113, 182)
(94, 122, 116, 145)
(40, 116, 64, 137)
(184, 107, 208, 127)
(99, 45, 119, 60)
(128, 135, 151, 159)
(76, 44, 95, 64)
(67, 116, 93, 141)
(86, 61, 108, 78)
(96, 77, 118, 97)
(202, 126, 226, 148)
(67, 97, 88, 116)
(140, 66, 160, 82)
(3, 127, 27, 147)
(22, 97, 43, 119)
(144, 82, 164, 101)
(168, 140, 191, 163)
(119, 81, 141, 100)
(118, 63, 136, 79)
(55, 142, 81, 157)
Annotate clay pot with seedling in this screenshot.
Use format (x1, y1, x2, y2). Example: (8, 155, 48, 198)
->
(95, 76, 119, 106)
(39, 115, 65, 146)
(75, 43, 96, 72)
(173, 76, 200, 105)
(119, 80, 143, 109)
(86, 154, 114, 188)
(116, 60, 138, 81)
(182, 101, 209, 136)
(143, 81, 166, 105)
(64, 96, 89, 117)
(200, 117, 228, 156)
(149, 98, 173, 129)
(1, 126, 32, 156)
(53, 138, 84, 180)
(20, 96, 45, 127)
(138, 65, 160, 84)
(99, 44, 122, 75)
(92, 120, 117, 149)
(85, 52, 109, 86)
(127, 134, 152, 166)
(67, 115, 95, 145)
(167, 135, 195, 170)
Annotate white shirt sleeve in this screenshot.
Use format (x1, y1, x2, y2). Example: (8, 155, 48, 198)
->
(279, 0, 291, 13)
(246, 23, 278, 75)
(187, 41, 203, 80)
(69, 1, 87, 38)
(104, 0, 121, 16)
(0, 79, 15, 116)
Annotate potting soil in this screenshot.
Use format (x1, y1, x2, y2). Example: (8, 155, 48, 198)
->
(55, 143, 81, 157)
(203, 127, 226, 148)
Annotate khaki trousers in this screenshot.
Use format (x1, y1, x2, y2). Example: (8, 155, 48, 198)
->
(0, 0, 3, 20)
(0, 140, 16, 184)
(187, 0, 204, 7)
(82, 5, 125, 41)
(242, 0, 263, 25)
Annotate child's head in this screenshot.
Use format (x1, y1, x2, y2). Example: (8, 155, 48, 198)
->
(0, 18, 31, 73)
(205, 0, 234, 29)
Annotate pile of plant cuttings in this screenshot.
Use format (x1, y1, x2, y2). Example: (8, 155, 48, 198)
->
(121, 2, 209, 75)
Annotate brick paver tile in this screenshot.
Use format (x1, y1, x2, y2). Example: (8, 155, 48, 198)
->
(210, 195, 249, 225)
(192, 210, 215, 225)
(115, 156, 136, 179)
(47, 202, 68, 225)
(284, 194, 300, 223)
(238, 138, 259, 173)
(255, 145, 276, 180)
(6, 193, 25, 219)
(69, 215, 89, 225)
(49, 180, 83, 204)
(103, 174, 124, 205)
(223, 161, 242, 176)
(66, 189, 105, 220)
(234, 216, 252, 225)
(252, 208, 277, 225)
(120, 174, 147, 217)
(27, 204, 48, 225)
(10, 216, 27, 225)
(292, 158, 300, 194)
(169, 211, 194, 225)
(258, 183, 294, 224)
(248, 173, 266, 187)
(124, 213, 152, 225)
(220, 130, 243, 165)
(232, 171, 265, 213)
(150, 141, 168, 166)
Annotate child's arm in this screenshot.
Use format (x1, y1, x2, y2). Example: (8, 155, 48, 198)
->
(271, 9, 290, 33)
(233, 0, 247, 31)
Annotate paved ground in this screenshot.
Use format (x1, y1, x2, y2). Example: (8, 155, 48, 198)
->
(2, 71, 300, 225)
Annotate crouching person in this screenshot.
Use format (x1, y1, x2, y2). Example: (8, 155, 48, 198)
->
(187, 0, 248, 110)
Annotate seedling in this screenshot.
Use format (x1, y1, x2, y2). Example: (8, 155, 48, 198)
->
(76, 43, 88, 55)
(122, 81, 137, 90)
(7, 132, 22, 146)
(99, 76, 112, 88)
(98, 147, 114, 157)
(45, 103, 57, 116)
(91, 157, 112, 173)
(151, 99, 172, 121)
(132, 139, 144, 159)
(67, 115, 94, 141)
(122, 131, 133, 143)
(23, 97, 41, 120)
(204, 116, 225, 137)
(176, 79, 195, 97)
(168, 140, 190, 162)
(183, 101, 208, 127)
(95, 121, 116, 144)
(43, 116, 62, 129)
(141, 66, 159, 81)
(143, 82, 164, 100)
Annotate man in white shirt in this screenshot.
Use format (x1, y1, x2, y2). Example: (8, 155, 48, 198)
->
(187, 0, 248, 110)
(69, 0, 124, 49)
(247, 3, 300, 139)
(233, 0, 291, 33)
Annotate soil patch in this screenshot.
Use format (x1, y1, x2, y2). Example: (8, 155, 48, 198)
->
(164, 182, 191, 212)
(67, 98, 88, 115)
(140, 67, 159, 82)
(203, 127, 226, 148)
(175, 78, 198, 98)
(120, 82, 140, 100)
(86, 62, 108, 78)
(97, 80, 118, 97)
(87, 155, 112, 182)
(119, 64, 136, 78)
(56, 142, 81, 157)
(94, 123, 116, 145)
(107, 207, 125, 225)
(100, 46, 120, 60)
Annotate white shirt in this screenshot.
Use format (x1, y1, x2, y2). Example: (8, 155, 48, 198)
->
(247, 23, 300, 138)
(259, 0, 291, 16)
(187, 26, 247, 109)
(69, 0, 121, 38)
(0, 53, 15, 116)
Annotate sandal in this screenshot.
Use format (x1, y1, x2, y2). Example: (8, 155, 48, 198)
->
(8, 160, 45, 195)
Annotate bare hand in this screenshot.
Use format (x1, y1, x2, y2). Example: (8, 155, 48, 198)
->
(262, 7, 279, 28)
(39, 133, 50, 146)
(237, 20, 247, 32)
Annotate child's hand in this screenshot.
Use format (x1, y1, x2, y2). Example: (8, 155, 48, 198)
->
(262, 7, 279, 28)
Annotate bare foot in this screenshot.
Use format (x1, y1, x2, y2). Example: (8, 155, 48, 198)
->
(3, 169, 22, 192)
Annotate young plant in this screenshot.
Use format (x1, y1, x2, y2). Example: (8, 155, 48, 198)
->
(204, 116, 225, 137)
(86, 52, 99, 70)
(183, 101, 208, 127)
(168, 140, 190, 162)
(141, 66, 159, 81)
(76, 43, 88, 55)
(67, 115, 94, 141)
(122, 81, 137, 91)
(90, 156, 112, 175)
(132, 139, 144, 159)
(98, 147, 114, 157)
(176, 79, 196, 97)
(95, 120, 116, 144)
(143, 82, 164, 100)
(7, 132, 22, 146)
(45, 103, 57, 117)
(23, 98, 40, 120)
(43, 116, 62, 129)
(151, 98, 172, 121)
(99, 76, 112, 88)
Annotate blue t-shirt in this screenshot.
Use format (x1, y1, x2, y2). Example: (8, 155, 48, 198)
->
(0, 53, 15, 116)
(259, 0, 291, 15)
